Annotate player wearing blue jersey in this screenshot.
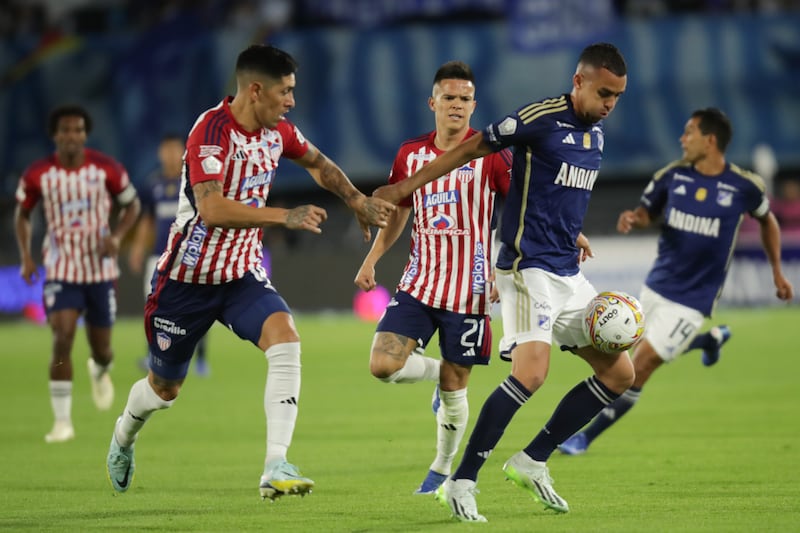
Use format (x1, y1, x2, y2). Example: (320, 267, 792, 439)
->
(375, 43, 631, 521)
(129, 135, 210, 376)
(559, 108, 794, 456)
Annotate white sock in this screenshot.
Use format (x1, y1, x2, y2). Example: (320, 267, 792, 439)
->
(430, 388, 468, 475)
(49, 380, 72, 423)
(115, 378, 173, 447)
(381, 353, 440, 384)
(264, 342, 301, 465)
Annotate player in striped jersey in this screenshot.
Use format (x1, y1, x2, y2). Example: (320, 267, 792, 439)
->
(106, 45, 395, 498)
(14, 105, 141, 443)
(559, 108, 794, 456)
(376, 43, 631, 521)
(354, 61, 511, 495)
(129, 134, 210, 376)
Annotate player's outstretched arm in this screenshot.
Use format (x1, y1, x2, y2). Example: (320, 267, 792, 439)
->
(757, 211, 794, 301)
(295, 143, 395, 242)
(617, 206, 651, 234)
(576, 232, 594, 262)
(193, 179, 325, 232)
(373, 133, 492, 205)
(354, 206, 411, 291)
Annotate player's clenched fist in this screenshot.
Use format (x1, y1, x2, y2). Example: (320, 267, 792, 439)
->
(285, 205, 327, 233)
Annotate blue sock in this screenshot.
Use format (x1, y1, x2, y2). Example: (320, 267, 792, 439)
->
(686, 332, 711, 353)
(582, 386, 641, 443)
(453, 376, 531, 481)
(524, 376, 621, 462)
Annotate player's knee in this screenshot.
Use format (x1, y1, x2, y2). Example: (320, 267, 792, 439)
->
(369, 353, 404, 381)
(148, 379, 181, 402)
(51, 329, 76, 354)
(605, 360, 636, 393)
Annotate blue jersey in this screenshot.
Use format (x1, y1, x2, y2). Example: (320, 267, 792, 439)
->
(641, 160, 769, 316)
(139, 171, 181, 254)
(483, 94, 605, 275)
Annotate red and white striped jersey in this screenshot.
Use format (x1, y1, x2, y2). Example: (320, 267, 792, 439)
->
(391, 129, 511, 314)
(159, 97, 308, 284)
(15, 148, 135, 283)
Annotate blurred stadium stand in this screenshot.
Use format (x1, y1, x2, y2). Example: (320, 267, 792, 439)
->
(1, 0, 798, 315)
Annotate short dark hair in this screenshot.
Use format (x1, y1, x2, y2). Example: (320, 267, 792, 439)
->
(236, 44, 298, 81)
(160, 133, 184, 144)
(48, 105, 92, 136)
(578, 43, 627, 77)
(433, 61, 475, 85)
(691, 107, 732, 153)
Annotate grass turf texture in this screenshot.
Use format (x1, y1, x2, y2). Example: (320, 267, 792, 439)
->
(0, 307, 797, 531)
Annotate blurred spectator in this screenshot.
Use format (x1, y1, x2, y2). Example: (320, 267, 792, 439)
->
(773, 178, 800, 240)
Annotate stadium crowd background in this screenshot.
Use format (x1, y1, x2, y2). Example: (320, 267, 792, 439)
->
(1, 0, 799, 315)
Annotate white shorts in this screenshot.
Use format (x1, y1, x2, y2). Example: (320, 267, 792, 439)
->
(496, 267, 597, 351)
(143, 255, 159, 297)
(639, 284, 704, 362)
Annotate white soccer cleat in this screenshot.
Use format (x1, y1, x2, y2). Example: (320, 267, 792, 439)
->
(434, 478, 487, 522)
(259, 460, 314, 501)
(45, 420, 75, 443)
(503, 451, 569, 513)
(87, 358, 114, 410)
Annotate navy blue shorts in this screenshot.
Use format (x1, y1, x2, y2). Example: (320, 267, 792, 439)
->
(42, 280, 117, 327)
(376, 291, 491, 366)
(144, 271, 291, 380)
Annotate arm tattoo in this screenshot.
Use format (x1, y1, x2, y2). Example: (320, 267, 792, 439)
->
(312, 151, 360, 202)
(194, 180, 222, 200)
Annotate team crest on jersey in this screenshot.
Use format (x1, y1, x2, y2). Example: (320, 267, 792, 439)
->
(537, 314, 551, 330)
(716, 190, 733, 207)
(424, 190, 460, 208)
(583, 132, 591, 149)
(695, 187, 707, 202)
(201, 156, 222, 174)
(156, 332, 171, 351)
(498, 117, 517, 136)
(456, 166, 474, 184)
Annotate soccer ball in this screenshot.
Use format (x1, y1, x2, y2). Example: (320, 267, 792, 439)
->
(583, 291, 646, 354)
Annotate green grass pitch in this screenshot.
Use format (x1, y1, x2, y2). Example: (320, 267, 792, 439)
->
(0, 307, 798, 531)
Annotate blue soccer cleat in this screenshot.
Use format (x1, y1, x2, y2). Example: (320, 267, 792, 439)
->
(431, 385, 441, 415)
(701, 325, 731, 367)
(414, 469, 448, 495)
(558, 433, 588, 456)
